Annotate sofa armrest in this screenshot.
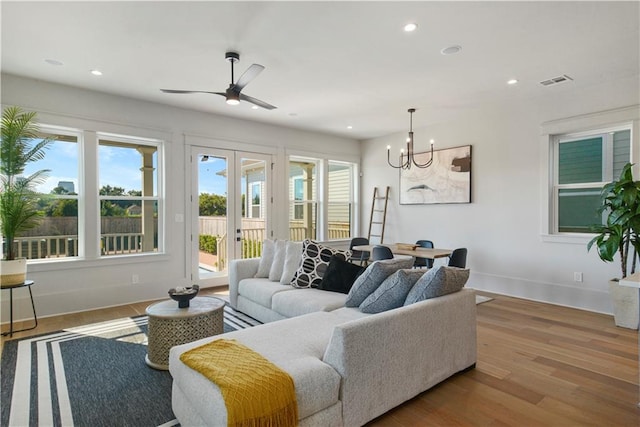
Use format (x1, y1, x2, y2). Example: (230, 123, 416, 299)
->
(322, 288, 477, 427)
(228, 257, 261, 309)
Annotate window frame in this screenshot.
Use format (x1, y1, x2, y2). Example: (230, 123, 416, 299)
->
(19, 115, 169, 272)
(540, 106, 640, 244)
(97, 132, 164, 258)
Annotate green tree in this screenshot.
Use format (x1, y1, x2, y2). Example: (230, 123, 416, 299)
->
(199, 193, 227, 216)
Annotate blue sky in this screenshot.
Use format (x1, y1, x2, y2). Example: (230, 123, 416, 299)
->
(23, 140, 230, 197)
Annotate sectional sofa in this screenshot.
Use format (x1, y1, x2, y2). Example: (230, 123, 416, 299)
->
(169, 255, 477, 426)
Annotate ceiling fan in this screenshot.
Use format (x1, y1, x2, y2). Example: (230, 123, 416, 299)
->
(160, 51, 276, 110)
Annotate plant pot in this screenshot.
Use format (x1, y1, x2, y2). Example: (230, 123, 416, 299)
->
(609, 279, 639, 330)
(0, 258, 27, 287)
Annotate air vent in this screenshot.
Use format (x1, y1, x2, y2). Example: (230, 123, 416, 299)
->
(539, 74, 574, 86)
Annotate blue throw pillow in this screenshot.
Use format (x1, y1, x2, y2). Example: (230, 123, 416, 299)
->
(359, 269, 424, 313)
(404, 266, 470, 305)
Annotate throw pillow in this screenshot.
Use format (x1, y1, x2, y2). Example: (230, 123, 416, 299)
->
(344, 257, 414, 307)
(318, 255, 366, 294)
(404, 266, 470, 306)
(268, 240, 287, 281)
(255, 239, 276, 278)
(290, 240, 351, 288)
(280, 241, 304, 285)
(360, 269, 424, 313)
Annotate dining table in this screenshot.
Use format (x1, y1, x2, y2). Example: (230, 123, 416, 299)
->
(352, 244, 452, 261)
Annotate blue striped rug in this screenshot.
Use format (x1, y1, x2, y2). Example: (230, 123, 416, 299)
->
(0, 304, 261, 427)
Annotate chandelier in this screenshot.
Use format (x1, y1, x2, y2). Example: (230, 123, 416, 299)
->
(387, 108, 434, 169)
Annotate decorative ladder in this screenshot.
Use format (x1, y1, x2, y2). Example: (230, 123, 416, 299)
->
(368, 186, 390, 244)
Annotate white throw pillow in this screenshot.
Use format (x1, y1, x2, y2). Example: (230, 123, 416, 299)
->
(255, 239, 276, 278)
(269, 240, 287, 281)
(280, 241, 303, 285)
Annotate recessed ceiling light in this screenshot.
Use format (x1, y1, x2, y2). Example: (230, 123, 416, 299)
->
(251, 105, 259, 110)
(507, 79, 519, 85)
(441, 45, 462, 55)
(404, 23, 417, 32)
(347, 125, 353, 130)
(90, 69, 103, 76)
(44, 59, 63, 66)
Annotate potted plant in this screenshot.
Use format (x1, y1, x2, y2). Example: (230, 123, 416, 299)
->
(0, 106, 53, 286)
(587, 162, 640, 329)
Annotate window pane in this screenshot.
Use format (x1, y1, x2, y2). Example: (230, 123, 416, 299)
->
(328, 161, 352, 240)
(16, 134, 80, 259)
(99, 141, 158, 196)
(558, 137, 603, 184)
(99, 139, 160, 256)
(100, 200, 158, 255)
(558, 188, 601, 232)
(613, 130, 631, 179)
(289, 159, 316, 241)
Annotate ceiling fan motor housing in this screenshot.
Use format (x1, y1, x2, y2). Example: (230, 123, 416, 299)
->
(225, 51, 240, 63)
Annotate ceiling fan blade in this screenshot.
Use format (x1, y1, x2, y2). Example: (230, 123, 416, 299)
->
(240, 93, 277, 110)
(160, 89, 225, 96)
(233, 64, 265, 91)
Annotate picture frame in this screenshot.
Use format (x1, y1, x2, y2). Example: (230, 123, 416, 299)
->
(399, 145, 472, 205)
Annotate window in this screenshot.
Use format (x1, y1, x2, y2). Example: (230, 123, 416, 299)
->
(98, 135, 161, 256)
(17, 130, 81, 259)
(250, 182, 261, 218)
(289, 158, 317, 240)
(327, 161, 354, 240)
(288, 156, 357, 242)
(553, 127, 631, 233)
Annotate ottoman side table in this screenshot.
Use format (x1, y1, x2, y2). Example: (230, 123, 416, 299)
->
(145, 296, 225, 370)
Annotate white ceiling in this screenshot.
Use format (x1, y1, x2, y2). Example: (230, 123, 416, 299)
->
(2, 1, 639, 140)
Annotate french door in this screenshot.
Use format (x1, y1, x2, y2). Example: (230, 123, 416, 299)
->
(191, 146, 272, 287)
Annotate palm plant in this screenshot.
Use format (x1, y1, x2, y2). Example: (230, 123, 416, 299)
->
(1, 106, 53, 261)
(587, 163, 640, 279)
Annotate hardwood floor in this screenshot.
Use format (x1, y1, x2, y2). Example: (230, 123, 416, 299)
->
(2, 290, 638, 426)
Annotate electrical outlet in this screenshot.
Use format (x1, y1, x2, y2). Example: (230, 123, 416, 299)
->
(132, 274, 140, 284)
(573, 272, 583, 282)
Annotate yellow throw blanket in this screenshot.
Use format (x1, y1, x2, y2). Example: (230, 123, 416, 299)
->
(180, 339, 298, 427)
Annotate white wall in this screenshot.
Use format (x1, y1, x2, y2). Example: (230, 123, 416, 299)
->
(361, 75, 640, 315)
(1, 74, 360, 320)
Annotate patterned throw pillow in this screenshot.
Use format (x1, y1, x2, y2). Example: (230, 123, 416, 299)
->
(403, 266, 470, 305)
(255, 239, 276, 278)
(290, 240, 351, 288)
(359, 269, 424, 313)
(345, 257, 415, 307)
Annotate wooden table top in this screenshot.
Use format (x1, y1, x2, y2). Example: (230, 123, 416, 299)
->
(353, 244, 452, 259)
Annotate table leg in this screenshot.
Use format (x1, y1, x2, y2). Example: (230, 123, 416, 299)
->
(2, 286, 38, 337)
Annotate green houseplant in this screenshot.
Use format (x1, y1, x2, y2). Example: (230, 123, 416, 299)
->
(0, 106, 53, 285)
(587, 162, 640, 328)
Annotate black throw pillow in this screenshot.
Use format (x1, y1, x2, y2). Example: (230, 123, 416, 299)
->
(318, 255, 366, 294)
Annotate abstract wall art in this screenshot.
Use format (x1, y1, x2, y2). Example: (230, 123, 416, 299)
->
(399, 145, 472, 205)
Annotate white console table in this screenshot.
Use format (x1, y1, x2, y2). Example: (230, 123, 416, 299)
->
(619, 272, 640, 408)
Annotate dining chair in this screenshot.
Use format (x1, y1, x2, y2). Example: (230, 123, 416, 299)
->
(448, 248, 468, 268)
(414, 239, 434, 268)
(371, 245, 394, 261)
(349, 237, 370, 265)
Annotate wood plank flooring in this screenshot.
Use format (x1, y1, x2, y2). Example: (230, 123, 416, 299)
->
(2, 290, 638, 426)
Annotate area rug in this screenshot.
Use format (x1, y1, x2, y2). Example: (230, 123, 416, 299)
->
(0, 304, 261, 427)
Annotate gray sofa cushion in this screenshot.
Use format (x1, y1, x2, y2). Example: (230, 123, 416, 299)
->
(238, 278, 296, 308)
(404, 266, 470, 305)
(359, 269, 424, 313)
(345, 257, 415, 307)
(255, 239, 276, 278)
(272, 289, 348, 318)
(269, 239, 288, 281)
(280, 241, 303, 285)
